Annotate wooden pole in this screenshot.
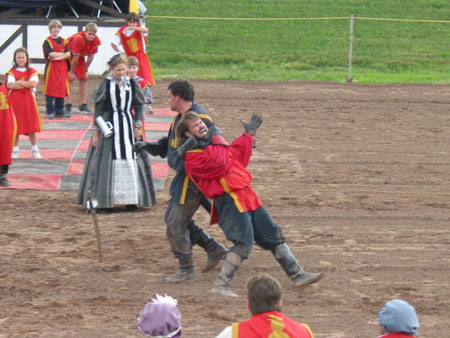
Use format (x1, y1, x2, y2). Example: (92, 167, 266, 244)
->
(347, 14, 354, 83)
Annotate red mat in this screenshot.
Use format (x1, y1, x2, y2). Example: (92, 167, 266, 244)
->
(2, 108, 175, 190)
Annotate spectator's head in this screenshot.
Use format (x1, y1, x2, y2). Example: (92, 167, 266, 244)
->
(168, 80, 195, 103)
(84, 22, 98, 41)
(137, 294, 182, 338)
(378, 299, 420, 336)
(127, 56, 140, 78)
(247, 273, 282, 315)
(48, 20, 62, 35)
(13, 47, 30, 69)
(127, 12, 141, 24)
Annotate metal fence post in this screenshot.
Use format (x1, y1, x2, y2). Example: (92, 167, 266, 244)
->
(347, 14, 354, 83)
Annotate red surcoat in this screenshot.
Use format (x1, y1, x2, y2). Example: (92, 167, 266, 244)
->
(184, 133, 263, 219)
(117, 25, 155, 86)
(43, 36, 69, 97)
(0, 84, 16, 166)
(66, 31, 101, 79)
(232, 311, 314, 338)
(6, 68, 42, 136)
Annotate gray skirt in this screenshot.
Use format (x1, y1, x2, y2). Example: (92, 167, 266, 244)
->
(77, 133, 156, 209)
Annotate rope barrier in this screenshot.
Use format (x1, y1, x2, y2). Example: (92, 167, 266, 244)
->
(144, 15, 450, 24)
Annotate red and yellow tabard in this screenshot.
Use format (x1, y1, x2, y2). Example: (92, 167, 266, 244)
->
(231, 311, 314, 338)
(116, 25, 155, 86)
(66, 31, 101, 79)
(0, 84, 16, 166)
(6, 68, 42, 136)
(43, 36, 69, 97)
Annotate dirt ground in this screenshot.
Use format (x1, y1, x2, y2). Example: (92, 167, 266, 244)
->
(1, 79, 449, 338)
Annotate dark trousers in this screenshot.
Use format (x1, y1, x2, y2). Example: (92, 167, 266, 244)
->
(164, 181, 205, 260)
(46, 96, 64, 116)
(214, 194, 285, 259)
(0, 165, 8, 178)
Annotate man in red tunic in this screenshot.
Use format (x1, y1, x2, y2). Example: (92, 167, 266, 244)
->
(111, 12, 155, 87)
(176, 112, 325, 297)
(66, 22, 102, 115)
(0, 83, 16, 187)
(216, 273, 314, 338)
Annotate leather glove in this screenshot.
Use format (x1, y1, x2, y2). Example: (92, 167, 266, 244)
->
(177, 135, 198, 158)
(208, 124, 224, 136)
(133, 141, 163, 157)
(240, 113, 263, 135)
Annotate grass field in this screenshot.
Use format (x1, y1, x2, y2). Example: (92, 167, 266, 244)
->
(144, 0, 450, 83)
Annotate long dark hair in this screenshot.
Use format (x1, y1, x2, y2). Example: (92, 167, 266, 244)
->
(13, 47, 30, 69)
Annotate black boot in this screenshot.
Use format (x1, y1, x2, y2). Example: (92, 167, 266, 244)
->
(211, 252, 243, 297)
(273, 243, 325, 289)
(166, 256, 196, 283)
(189, 223, 228, 273)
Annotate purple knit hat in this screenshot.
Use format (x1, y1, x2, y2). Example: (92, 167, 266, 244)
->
(137, 294, 182, 338)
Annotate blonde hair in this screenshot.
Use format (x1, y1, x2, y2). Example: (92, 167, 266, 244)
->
(48, 20, 62, 31)
(85, 22, 98, 33)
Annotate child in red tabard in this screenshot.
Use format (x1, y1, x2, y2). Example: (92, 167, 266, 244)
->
(42, 19, 70, 119)
(0, 82, 16, 187)
(6, 47, 42, 159)
(111, 12, 155, 87)
(65, 22, 102, 115)
(127, 56, 154, 114)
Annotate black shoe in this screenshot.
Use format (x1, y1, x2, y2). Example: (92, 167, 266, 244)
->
(64, 104, 72, 115)
(79, 104, 92, 114)
(125, 205, 139, 212)
(0, 177, 10, 187)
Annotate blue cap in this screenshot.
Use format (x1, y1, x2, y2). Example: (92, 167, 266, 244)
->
(378, 299, 419, 336)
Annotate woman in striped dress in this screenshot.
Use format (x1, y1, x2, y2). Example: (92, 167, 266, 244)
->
(77, 54, 156, 211)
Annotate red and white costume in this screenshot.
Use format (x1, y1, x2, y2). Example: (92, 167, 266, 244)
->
(113, 24, 155, 86)
(6, 68, 42, 136)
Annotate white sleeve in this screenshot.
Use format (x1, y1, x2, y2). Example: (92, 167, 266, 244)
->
(112, 34, 122, 47)
(6, 73, 16, 84)
(216, 326, 232, 338)
(30, 74, 39, 83)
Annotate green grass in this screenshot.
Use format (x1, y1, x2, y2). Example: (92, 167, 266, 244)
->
(144, 0, 450, 83)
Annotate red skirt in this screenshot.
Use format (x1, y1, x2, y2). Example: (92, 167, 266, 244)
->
(10, 89, 42, 135)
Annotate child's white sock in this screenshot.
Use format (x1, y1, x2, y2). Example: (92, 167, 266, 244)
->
(31, 144, 39, 151)
(13, 146, 19, 152)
